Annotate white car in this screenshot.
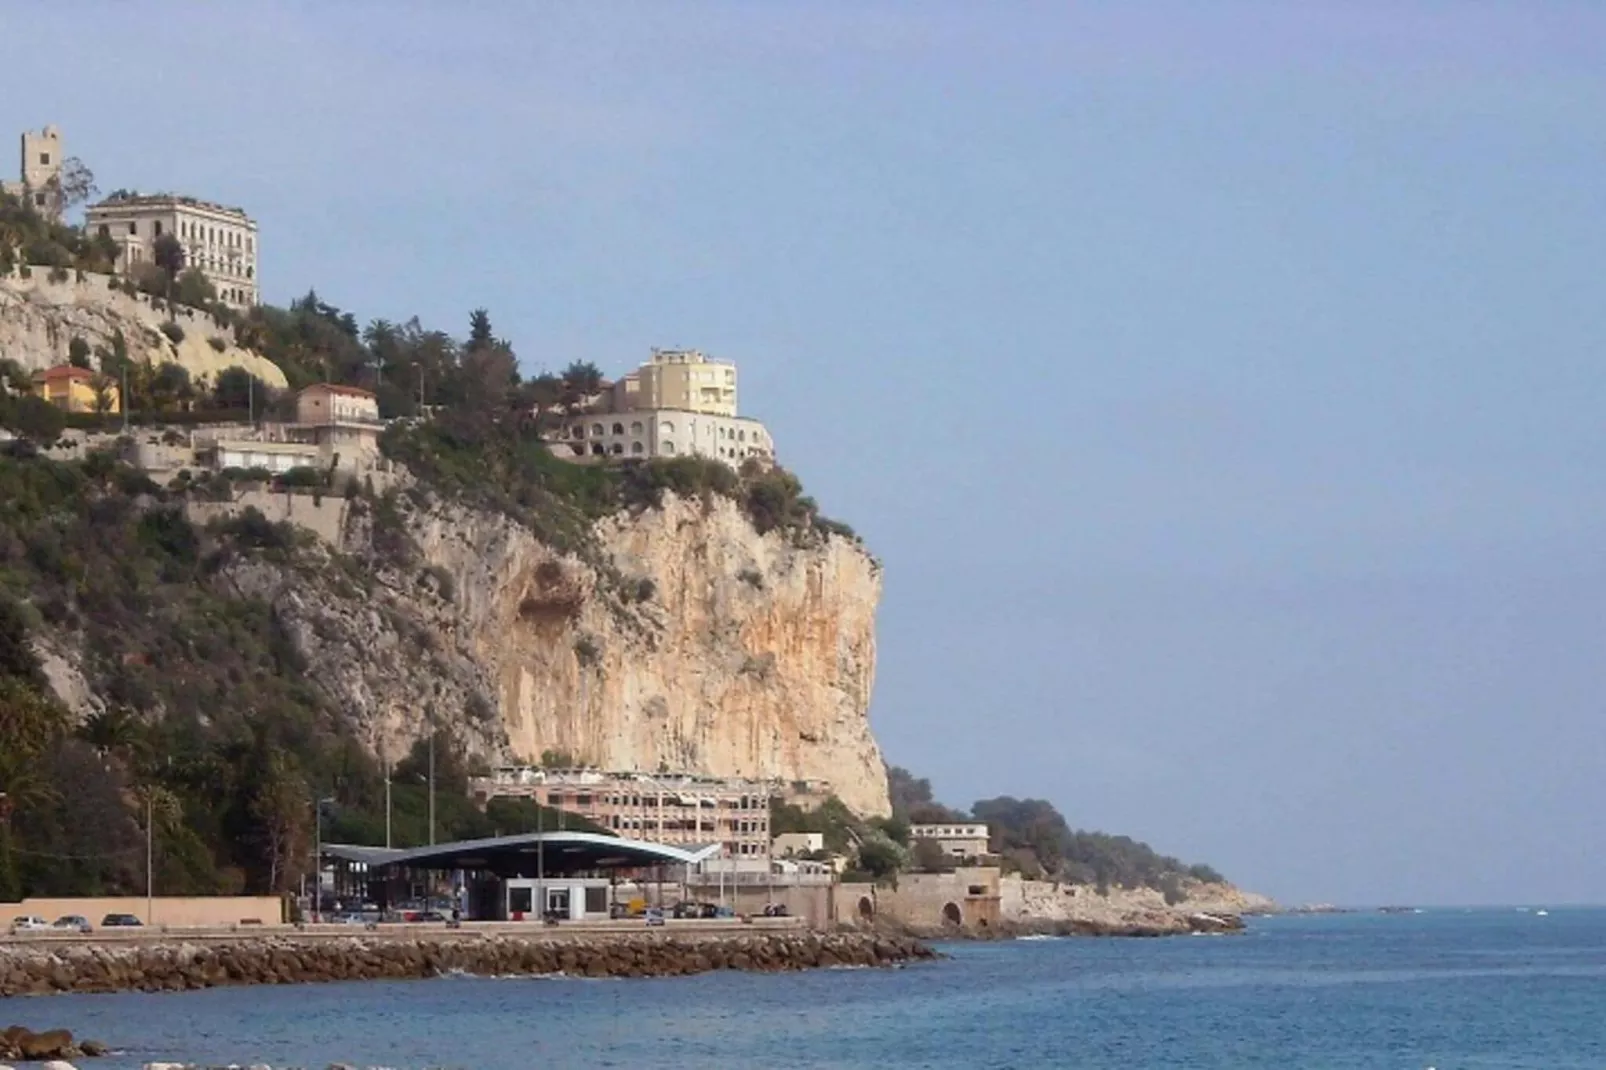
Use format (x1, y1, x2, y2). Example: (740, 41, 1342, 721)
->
(8, 915, 50, 933)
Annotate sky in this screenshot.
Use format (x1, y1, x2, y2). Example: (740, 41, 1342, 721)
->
(5, 1, 1604, 907)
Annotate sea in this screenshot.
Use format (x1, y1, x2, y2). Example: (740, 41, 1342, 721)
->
(7, 908, 1604, 1069)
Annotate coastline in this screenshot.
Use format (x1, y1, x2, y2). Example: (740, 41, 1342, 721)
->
(0, 928, 936, 998)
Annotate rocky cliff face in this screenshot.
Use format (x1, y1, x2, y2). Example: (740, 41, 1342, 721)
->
(221, 488, 892, 817)
(0, 271, 286, 386)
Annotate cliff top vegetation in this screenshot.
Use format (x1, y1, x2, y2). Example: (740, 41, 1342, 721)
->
(885, 764, 1226, 898)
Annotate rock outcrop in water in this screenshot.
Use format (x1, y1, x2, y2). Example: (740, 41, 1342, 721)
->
(0, 930, 935, 996)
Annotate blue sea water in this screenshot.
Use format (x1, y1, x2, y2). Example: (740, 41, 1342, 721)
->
(7, 909, 1605, 1069)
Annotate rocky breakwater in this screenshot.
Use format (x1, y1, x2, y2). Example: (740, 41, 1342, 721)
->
(0, 931, 936, 997)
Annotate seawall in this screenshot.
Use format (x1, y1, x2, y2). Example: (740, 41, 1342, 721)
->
(0, 929, 936, 997)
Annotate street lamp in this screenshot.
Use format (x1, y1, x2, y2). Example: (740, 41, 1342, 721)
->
(312, 796, 335, 923)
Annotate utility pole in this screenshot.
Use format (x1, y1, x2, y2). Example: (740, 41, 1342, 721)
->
(384, 752, 392, 850)
(145, 790, 154, 925)
(537, 799, 545, 922)
(121, 360, 130, 433)
(427, 714, 436, 847)
(247, 373, 255, 425)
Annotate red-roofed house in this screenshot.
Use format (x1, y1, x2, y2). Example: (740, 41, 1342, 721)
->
(30, 364, 119, 414)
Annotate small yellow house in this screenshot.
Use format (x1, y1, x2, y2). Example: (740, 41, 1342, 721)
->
(30, 365, 120, 414)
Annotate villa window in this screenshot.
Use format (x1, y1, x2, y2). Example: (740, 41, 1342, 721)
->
(591, 423, 604, 435)
(591, 444, 604, 456)
(127, 222, 137, 235)
(662, 441, 676, 455)
(153, 222, 163, 236)
(39, 152, 50, 165)
(612, 422, 624, 435)
(631, 421, 643, 434)
(631, 441, 644, 454)
(572, 425, 585, 438)
(610, 443, 623, 455)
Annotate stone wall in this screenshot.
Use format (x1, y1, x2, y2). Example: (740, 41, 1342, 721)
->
(0, 930, 936, 996)
(0, 895, 282, 929)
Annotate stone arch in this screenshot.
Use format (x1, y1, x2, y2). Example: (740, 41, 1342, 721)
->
(942, 901, 962, 927)
(857, 895, 874, 920)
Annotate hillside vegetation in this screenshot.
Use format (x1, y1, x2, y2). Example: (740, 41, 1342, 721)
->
(886, 765, 1225, 898)
(0, 447, 610, 900)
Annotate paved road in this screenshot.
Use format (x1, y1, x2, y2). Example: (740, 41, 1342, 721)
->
(1, 916, 809, 945)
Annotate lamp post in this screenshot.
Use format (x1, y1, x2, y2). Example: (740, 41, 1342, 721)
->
(145, 790, 154, 925)
(312, 796, 335, 923)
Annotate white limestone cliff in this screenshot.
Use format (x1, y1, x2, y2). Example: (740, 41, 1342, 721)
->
(0, 271, 286, 387)
(223, 489, 893, 817)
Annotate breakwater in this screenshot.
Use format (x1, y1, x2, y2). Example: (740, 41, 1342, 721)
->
(0, 929, 936, 997)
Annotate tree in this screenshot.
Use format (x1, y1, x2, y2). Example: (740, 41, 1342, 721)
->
(560, 361, 603, 401)
(213, 366, 264, 412)
(855, 837, 905, 880)
(912, 837, 954, 873)
(3, 395, 65, 444)
(247, 749, 310, 893)
(149, 362, 193, 412)
(151, 233, 185, 295)
(467, 308, 494, 351)
(0, 359, 30, 396)
(174, 267, 217, 308)
(89, 372, 117, 416)
(47, 157, 98, 213)
(67, 336, 92, 369)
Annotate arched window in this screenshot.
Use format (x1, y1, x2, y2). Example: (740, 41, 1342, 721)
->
(660, 420, 674, 435)
(662, 441, 676, 455)
(591, 443, 604, 455)
(612, 422, 624, 435)
(630, 421, 643, 434)
(610, 442, 623, 455)
(572, 425, 585, 438)
(592, 423, 604, 436)
(631, 441, 644, 454)
(738, 430, 746, 442)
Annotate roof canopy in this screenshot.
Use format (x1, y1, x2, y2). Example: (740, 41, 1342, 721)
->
(321, 831, 720, 877)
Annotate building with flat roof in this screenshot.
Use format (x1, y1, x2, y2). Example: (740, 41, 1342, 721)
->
(547, 347, 775, 469)
(909, 823, 992, 860)
(470, 768, 775, 862)
(84, 191, 259, 308)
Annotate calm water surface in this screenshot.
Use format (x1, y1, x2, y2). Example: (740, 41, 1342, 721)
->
(8, 909, 1605, 1068)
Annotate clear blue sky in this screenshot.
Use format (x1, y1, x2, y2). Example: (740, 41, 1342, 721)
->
(9, 2, 1604, 906)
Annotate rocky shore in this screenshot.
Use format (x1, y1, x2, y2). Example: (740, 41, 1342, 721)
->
(0, 930, 936, 998)
(878, 910, 1246, 941)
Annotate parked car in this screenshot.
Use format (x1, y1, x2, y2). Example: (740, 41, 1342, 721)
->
(8, 915, 49, 933)
(643, 907, 666, 927)
(100, 913, 144, 927)
(52, 915, 93, 933)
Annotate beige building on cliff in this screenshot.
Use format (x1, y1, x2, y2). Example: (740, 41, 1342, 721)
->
(85, 192, 259, 309)
(549, 348, 775, 468)
(2, 126, 65, 219)
(470, 768, 775, 861)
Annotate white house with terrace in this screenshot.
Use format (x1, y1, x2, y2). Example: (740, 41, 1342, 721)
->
(547, 348, 775, 468)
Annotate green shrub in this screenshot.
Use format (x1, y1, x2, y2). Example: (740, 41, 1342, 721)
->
(208, 336, 227, 353)
(159, 321, 185, 344)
